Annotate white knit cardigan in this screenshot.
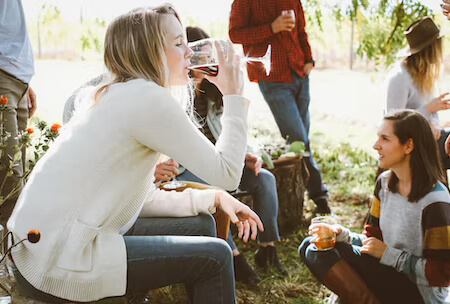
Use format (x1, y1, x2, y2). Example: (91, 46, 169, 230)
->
(7, 79, 249, 302)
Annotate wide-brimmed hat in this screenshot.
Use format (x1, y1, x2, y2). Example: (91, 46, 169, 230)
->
(396, 16, 449, 57)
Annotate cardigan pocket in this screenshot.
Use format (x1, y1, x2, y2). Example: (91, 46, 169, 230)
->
(56, 219, 101, 272)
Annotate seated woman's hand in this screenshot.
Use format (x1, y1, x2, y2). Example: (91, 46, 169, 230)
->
(308, 223, 341, 240)
(154, 159, 179, 184)
(215, 191, 264, 242)
(360, 237, 387, 259)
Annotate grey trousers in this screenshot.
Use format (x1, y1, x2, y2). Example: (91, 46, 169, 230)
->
(0, 69, 28, 229)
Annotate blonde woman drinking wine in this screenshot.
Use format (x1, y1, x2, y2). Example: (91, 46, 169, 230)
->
(7, 5, 262, 304)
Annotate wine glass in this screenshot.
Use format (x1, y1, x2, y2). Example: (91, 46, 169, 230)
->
(188, 38, 271, 76)
(310, 216, 336, 251)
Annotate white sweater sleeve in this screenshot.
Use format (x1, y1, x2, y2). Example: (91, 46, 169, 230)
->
(124, 82, 249, 191)
(139, 184, 217, 217)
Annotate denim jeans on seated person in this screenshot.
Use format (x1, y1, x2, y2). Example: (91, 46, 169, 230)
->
(258, 72, 327, 202)
(437, 128, 450, 172)
(178, 167, 280, 250)
(12, 214, 236, 304)
(298, 236, 424, 304)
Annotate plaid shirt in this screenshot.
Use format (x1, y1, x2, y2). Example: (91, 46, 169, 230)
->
(229, 0, 313, 83)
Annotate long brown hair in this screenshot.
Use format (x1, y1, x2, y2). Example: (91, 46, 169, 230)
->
(404, 38, 442, 96)
(384, 110, 444, 202)
(95, 4, 181, 101)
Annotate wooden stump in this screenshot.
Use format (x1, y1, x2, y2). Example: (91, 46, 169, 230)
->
(268, 156, 309, 235)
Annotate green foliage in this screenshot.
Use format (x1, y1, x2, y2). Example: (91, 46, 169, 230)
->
(356, 0, 432, 66)
(0, 100, 59, 206)
(80, 19, 106, 55)
(304, 0, 433, 66)
(313, 142, 378, 196)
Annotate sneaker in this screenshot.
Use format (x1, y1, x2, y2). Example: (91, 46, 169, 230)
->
(233, 254, 261, 284)
(254, 245, 288, 276)
(315, 198, 331, 215)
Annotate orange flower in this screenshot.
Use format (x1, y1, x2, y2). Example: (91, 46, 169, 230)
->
(51, 123, 61, 133)
(0, 95, 7, 105)
(26, 128, 34, 134)
(27, 230, 40, 243)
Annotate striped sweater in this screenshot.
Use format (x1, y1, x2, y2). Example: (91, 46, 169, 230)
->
(338, 171, 450, 304)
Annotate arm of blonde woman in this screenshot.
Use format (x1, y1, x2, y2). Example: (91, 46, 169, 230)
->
(125, 84, 248, 191)
(140, 185, 263, 242)
(426, 93, 450, 113)
(124, 39, 248, 190)
(214, 190, 264, 242)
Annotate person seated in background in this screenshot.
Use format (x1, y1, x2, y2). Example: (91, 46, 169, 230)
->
(154, 26, 287, 284)
(9, 5, 263, 303)
(299, 110, 450, 304)
(385, 16, 450, 172)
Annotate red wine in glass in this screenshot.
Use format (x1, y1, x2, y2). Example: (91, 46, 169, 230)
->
(189, 64, 219, 76)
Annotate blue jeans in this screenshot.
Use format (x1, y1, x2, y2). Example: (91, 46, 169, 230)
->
(12, 214, 236, 304)
(178, 167, 280, 250)
(258, 72, 328, 201)
(298, 237, 424, 304)
(437, 128, 450, 171)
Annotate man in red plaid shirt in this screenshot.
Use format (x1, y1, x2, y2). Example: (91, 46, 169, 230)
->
(229, 0, 331, 219)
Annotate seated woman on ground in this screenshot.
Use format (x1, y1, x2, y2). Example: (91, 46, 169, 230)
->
(8, 5, 263, 304)
(153, 26, 286, 285)
(385, 16, 450, 172)
(299, 110, 450, 304)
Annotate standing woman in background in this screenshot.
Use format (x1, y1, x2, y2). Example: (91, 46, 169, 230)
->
(385, 16, 450, 170)
(7, 5, 262, 304)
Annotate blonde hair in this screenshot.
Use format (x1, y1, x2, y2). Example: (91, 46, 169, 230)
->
(404, 39, 443, 95)
(94, 4, 198, 124)
(95, 4, 179, 100)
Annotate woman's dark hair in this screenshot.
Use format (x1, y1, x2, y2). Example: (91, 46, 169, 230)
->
(186, 26, 223, 110)
(384, 110, 445, 202)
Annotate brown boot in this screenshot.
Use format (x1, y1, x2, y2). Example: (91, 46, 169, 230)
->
(321, 260, 381, 304)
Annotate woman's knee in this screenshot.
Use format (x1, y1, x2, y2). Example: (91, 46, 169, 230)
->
(298, 236, 312, 262)
(196, 213, 217, 237)
(203, 238, 233, 271)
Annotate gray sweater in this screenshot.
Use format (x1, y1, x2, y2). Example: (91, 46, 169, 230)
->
(338, 171, 450, 304)
(385, 63, 439, 126)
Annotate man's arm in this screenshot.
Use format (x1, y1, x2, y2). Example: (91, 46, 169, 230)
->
(228, 0, 273, 45)
(297, 1, 313, 63)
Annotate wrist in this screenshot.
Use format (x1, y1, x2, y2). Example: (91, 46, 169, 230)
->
(305, 59, 315, 67)
(214, 191, 223, 208)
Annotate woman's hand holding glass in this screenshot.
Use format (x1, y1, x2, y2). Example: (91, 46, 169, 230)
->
(199, 40, 244, 96)
(215, 191, 264, 242)
(309, 223, 341, 241)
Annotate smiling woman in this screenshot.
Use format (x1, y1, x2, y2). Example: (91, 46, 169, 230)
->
(299, 110, 450, 304)
(7, 4, 263, 304)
